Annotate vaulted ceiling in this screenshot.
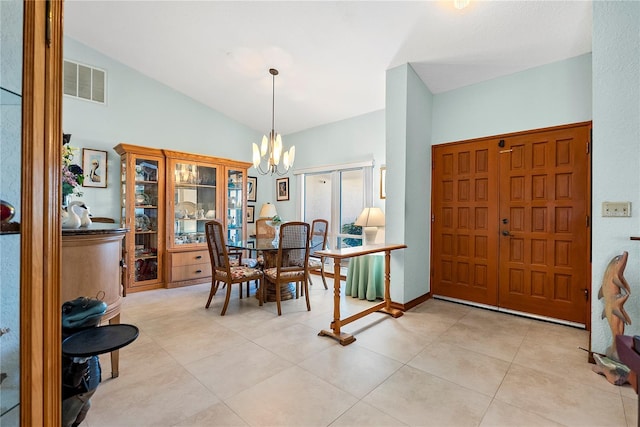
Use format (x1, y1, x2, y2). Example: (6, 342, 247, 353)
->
(64, 1, 592, 135)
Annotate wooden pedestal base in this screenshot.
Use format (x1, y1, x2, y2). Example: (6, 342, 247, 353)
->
(318, 329, 356, 346)
(261, 281, 296, 302)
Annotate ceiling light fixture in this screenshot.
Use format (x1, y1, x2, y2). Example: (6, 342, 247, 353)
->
(252, 68, 295, 176)
(454, 0, 470, 9)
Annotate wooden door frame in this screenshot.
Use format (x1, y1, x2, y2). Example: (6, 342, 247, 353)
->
(21, 0, 63, 424)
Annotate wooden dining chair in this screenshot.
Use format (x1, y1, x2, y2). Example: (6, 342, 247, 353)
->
(263, 221, 311, 315)
(204, 220, 264, 315)
(307, 219, 329, 290)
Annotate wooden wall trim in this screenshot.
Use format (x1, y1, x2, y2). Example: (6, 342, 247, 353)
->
(20, 1, 63, 425)
(390, 292, 432, 312)
(435, 120, 593, 147)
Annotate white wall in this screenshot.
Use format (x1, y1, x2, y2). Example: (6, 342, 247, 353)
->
(591, 1, 640, 354)
(63, 37, 261, 220)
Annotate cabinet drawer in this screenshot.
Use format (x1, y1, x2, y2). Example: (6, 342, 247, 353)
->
(172, 250, 209, 267)
(171, 262, 211, 282)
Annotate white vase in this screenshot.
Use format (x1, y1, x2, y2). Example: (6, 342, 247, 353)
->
(62, 194, 71, 208)
(272, 224, 281, 246)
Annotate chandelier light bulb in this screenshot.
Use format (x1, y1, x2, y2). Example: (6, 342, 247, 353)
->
(283, 151, 290, 169)
(288, 146, 295, 166)
(260, 135, 268, 156)
(252, 143, 261, 168)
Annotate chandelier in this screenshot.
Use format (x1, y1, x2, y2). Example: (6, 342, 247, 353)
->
(252, 68, 295, 176)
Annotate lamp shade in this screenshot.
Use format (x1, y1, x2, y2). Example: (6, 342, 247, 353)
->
(354, 207, 385, 227)
(259, 203, 278, 219)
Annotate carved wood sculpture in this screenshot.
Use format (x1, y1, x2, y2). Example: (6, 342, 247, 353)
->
(593, 251, 633, 385)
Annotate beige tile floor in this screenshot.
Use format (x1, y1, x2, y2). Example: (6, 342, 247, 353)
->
(84, 280, 637, 427)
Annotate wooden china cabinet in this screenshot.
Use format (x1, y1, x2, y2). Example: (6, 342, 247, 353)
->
(114, 143, 166, 292)
(114, 144, 165, 292)
(164, 150, 251, 288)
(114, 144, 250, 291)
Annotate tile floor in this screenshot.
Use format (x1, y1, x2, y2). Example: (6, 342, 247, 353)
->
(84, 280, 637, 427)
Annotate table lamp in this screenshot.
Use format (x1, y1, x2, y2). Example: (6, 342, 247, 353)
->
(354, 207, 385, 245)
(259, 202, 278, 219)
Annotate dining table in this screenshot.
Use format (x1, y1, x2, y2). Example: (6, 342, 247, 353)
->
(227, 236, 304, 302)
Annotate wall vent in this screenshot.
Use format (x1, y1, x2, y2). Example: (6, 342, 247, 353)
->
(63, 60, 106, 104)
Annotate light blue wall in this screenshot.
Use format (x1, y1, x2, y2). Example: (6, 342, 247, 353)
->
(385, 64, 433, 302)
(432, 53, 592, 145)
(400, 65, 433, 302)
(63, 37, 261, 220)
(385, 66, 409, 300)
(282, 110, 386, 222)
(591, 1, 640, 354)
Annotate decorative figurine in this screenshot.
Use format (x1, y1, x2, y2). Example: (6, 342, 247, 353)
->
(592, 251, 633, 385)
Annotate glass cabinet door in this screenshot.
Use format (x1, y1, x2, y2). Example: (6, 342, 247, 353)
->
(173, 162, 217, 246)
(226, 168, 245, 243)
(132, 158, 160, 282)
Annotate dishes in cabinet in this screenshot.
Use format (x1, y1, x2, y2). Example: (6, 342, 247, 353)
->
(175, 201, 196, 219)
(135, 213, 151, 231)
(135, 193, 151, 206)
(139, 161, 158, 181)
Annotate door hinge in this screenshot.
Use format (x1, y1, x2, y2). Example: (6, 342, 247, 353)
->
(586, 215, 590, 227)
(586, 140, 590, 154)
(431, 214, 435, 223)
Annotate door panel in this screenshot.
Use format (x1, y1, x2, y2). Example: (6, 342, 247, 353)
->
(431, 139, 499, 305)
(498, 125, 590, 323)
(431, 123, 590, 325)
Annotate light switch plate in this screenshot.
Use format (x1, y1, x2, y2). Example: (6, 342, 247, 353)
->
(602, 201, 632, 217)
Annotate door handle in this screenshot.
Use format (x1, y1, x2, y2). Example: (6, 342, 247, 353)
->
(502, 230, 511, 237)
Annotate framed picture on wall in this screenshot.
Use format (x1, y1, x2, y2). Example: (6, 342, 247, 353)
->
(82, 148, 108, 188)
(380, 165, 386, 199)
(247, 176, 257, 202)
(276, 177, 289, 201)
(247, 205, 255, 223)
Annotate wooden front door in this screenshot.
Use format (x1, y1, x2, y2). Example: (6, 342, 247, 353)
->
(431, 123, 591, 325)
(431, 138, 500, 305)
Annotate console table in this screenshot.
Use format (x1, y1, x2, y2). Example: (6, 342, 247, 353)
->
(315, 243, 407, 345)
(62, 224, 128, 377)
